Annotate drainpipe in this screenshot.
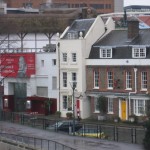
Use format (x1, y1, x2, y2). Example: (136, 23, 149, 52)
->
(129, 67, 137, 116)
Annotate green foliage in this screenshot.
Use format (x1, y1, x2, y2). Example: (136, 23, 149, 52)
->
(44, 100, 52, 109)
(146, 100, 150, 117)
(128, 114, 138, 123)
(66, 112, 73, 118)
(97, 96, 107, 115)
(143, 119, 150, 150)
(55, 111, 61, 117)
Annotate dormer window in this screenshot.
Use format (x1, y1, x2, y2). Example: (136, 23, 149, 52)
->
(67, 32, 77, 39)
(100, 48, 112, 58)
(132, 47, 146, 58)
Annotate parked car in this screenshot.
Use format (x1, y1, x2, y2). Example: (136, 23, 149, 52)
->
(75, 128, 107, 139)
(46, 120, 82, 132)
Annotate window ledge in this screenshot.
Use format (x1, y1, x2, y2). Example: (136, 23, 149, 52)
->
(93, 87, 99, 89)
(140, 89, 147, 91)
(70, 62, 77, 65)
(107, 112, 114, 114)
(125, 88, 132, 90)
(107, 88, 113, 90)
(94, 111, 100, 113)
(61, 62, 68, 64)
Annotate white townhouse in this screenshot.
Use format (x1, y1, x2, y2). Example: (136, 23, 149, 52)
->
(57, 15, 115, 119)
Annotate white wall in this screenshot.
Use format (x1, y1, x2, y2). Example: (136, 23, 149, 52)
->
(58, 15, 116, 119)
(3, 52, 58, 107)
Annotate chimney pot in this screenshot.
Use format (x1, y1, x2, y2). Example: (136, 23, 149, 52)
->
(127, 17, 139, 39)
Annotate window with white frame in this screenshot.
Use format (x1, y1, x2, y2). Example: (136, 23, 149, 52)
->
(72, 72, 77, 88)
(41, 60, 44, 67)
(107, 71, 113, 89)
(62, 53, 67, 62)
(132, 47, 146, 58)
(63, 72, 67, 87)
(62, 95, 67, 109)
(67, 32, 77, 39)
(37, 87, 48, 97)
(52, 76, 57, 89)
(72, 72, 77, 81)
(94, 70, 99, 88)
(126, 71, 132, 89)
(100, 48, 112, 58)
(62, 95, 72, 110)
(134, 99, 145, 116)
(108, 98, 113, 113)
(68, 95, 72, 111)
(72, 53, 76, 62)
(52, 59, 56, 66)
(94, 97, 99, 112)
(141, 71, 147, 90)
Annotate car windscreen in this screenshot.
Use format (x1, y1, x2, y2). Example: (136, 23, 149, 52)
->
(52, 122, 63, 127)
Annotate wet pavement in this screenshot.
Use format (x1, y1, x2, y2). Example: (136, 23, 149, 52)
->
(0, 121, 145, 150)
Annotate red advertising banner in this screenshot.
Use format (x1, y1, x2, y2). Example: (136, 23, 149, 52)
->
(0, 53, 35, 77)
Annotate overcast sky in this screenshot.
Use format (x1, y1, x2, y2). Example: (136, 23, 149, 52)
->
(124, 0, 150, 6)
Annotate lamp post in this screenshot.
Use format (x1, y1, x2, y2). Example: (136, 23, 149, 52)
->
(57, 39, 60, 118)
(69, 81, 77, 136)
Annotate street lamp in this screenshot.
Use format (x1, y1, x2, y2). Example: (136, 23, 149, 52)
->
(69, 81, 77, 136)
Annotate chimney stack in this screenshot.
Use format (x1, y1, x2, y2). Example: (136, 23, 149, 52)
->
(127, 17, 139, 39)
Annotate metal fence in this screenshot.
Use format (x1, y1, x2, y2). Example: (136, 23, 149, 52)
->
(0, 132, 76, 150)
(0, 111, 146, 144)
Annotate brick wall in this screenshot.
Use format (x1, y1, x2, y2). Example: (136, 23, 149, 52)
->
(53, 0, 114, 14)
(5, 0, 114, 14)
(5, 0, 47, 8)
(86, 66, 150, 94)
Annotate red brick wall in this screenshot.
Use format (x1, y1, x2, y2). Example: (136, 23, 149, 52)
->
(5, 0, 114, 14)
(5, 0, 47, 8)
(86, 66, 150, 94)
(53, 0, 114, 14)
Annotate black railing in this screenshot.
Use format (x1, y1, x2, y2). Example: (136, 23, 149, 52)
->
(0, 132, 76, 150)
(0, 111, 146, 144)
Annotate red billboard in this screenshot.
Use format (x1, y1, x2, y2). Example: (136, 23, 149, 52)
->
(0, 53, 35, 77)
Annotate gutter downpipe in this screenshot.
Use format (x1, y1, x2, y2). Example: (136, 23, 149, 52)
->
(129, 67, 137, 117)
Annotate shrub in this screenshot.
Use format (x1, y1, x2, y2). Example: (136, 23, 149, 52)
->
(97, 96, 107, 115)
(128, 114, 138, 123)
(55, 111, 61, 117)
(143, 119, 150, 150)
(66, 112, 73, 119)
(112, 115, 120, 123)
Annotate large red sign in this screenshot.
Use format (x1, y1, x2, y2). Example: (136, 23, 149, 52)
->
(0, 53, 35, 77)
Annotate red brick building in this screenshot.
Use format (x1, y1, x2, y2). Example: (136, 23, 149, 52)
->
(4, 0, 123, 14)
(86, 18, 150, 121)
(5, 0, 46, 9)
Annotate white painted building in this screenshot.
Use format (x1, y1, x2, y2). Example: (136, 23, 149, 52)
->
(1, 33, 59, 114)
(57, 15, 115, 119)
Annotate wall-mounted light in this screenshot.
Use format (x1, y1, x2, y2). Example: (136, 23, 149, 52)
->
(26, 100, 31, 109)
(4, 98, 8, 107)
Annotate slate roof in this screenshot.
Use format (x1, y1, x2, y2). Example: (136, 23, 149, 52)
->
(63, 18, 95, 39)
(89, 29, 150, 59)
(94, 29, 150, 47)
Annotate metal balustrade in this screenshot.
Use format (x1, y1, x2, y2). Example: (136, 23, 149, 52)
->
(0, 111, 146, 144)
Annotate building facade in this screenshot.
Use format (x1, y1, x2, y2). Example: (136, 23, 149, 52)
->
(86, 18, 150, 121)
(57, 15, 114, 119)
(1, 33, 58, 115)
(4, 0, 123, 14)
